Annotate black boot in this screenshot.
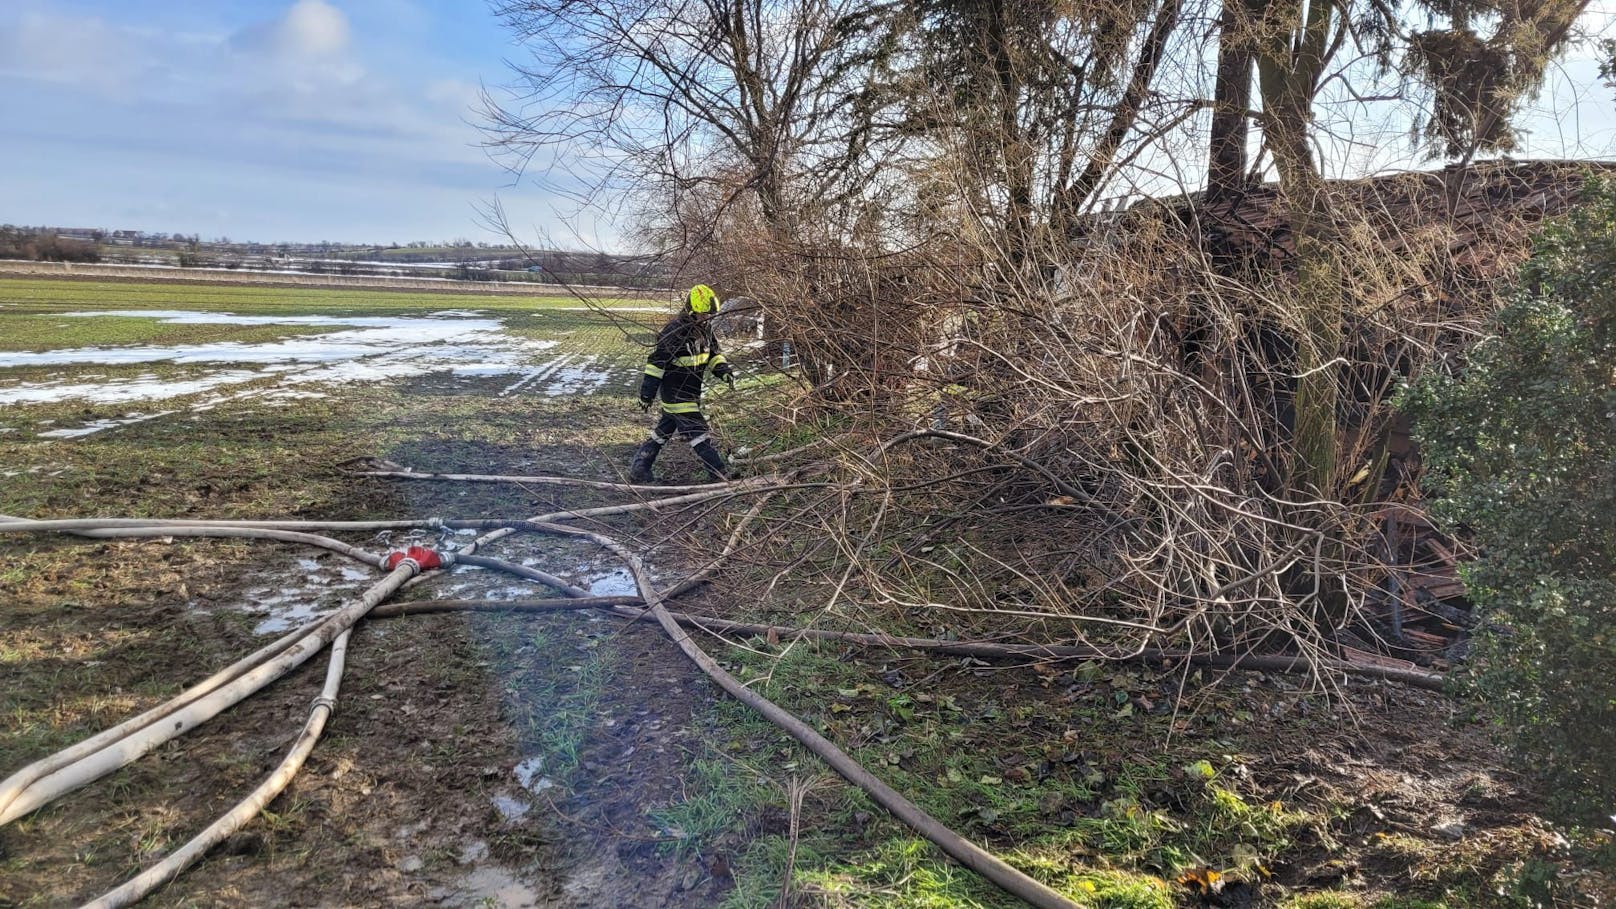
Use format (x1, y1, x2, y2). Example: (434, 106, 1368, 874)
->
(628, 439, 661, 483)
(691, 437, 732, 481)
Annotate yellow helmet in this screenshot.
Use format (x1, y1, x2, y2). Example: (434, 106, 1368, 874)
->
(686, 284, 720, 314)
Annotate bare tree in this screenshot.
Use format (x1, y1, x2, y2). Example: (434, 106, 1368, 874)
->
(1202, 0, 1592, 216)
(889, 0, 1202, 256)
(483, 0, 1609, 672)
(484, 0, 895, 244)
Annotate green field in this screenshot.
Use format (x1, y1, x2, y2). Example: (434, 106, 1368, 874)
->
(0, 315, 341, 353)
(0, 275, 653, 315)
(0, 277, 660, 430)
(0, 276, 664, 350)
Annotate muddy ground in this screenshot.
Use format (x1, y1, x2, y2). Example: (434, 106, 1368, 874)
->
(1, 276, 1612, 908)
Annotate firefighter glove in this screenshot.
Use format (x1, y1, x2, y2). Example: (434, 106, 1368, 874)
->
(724, 374, 736, 391)
(638, 398, 653, 413)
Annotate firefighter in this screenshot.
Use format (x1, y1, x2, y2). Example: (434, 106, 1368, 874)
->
(628, 283, 737, 482)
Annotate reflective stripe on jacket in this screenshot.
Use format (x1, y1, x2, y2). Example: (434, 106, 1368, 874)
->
(638, 315, 732, 411)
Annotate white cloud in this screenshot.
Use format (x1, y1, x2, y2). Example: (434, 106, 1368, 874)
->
(234, 0, 351, 59)
(227, 2, 370, 112)
(0, 13, 155, 95)
(0, 2, 597, 245)
(281, 0, 351, 56)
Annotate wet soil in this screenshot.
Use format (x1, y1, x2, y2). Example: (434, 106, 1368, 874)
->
(368, 438, 738, 909)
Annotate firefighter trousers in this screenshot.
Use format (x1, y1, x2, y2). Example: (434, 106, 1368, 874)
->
(629, 410, 729, 480)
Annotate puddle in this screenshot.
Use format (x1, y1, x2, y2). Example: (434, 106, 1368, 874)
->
(218, 558, 379, 635)
(459, 839, 490, 865)
(438, 572, 542, 603)
(441, 561, 646, 602)
(250, 596, 336, 636)
(514, 756, 544, 788)
(514, 756, 555, 793)
(586, 568, 637, 597)
(454, 866, 539, 908)
(491, 792, 532, 821)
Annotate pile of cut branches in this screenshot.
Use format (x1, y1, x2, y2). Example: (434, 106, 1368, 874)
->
(688, 161, 1604, 678)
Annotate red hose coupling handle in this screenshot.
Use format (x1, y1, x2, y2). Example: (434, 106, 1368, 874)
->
(383, 545, 444, 572)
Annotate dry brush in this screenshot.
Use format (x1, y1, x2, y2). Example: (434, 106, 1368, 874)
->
(683, 161, 1604, 675)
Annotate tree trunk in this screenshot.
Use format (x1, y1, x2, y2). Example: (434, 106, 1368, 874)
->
(1205, 0, 1253, 210)
(986, 2, 1033, 264)
(1253, 0, 1339, 497)
(1250, 0, 1351, 630)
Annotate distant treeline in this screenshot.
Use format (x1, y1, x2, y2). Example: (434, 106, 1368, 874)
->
(0, 227, 101, 263)
(1, 223, 668, 289)
(330, 246, 666, 281)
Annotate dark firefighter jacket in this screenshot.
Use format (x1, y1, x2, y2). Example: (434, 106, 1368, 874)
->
(638, 315, 733, 413)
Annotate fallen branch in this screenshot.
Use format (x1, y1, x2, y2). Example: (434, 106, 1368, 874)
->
(877, 429, 1093, 502)
(731, 437, 831, 465)
(371, 597, 1446, 691)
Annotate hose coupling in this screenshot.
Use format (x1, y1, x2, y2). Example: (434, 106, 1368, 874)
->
(382, 545, 445, 573)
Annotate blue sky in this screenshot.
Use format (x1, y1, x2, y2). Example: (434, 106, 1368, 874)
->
(0, 1, 613, 247)
(2, 1, 1614, 248)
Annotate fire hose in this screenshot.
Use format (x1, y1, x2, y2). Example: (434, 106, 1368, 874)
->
(3, 471, 1438, 908)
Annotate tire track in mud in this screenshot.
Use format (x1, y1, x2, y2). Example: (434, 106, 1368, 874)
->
(499, 355, 576, 397)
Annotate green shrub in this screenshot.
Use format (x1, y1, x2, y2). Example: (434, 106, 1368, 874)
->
(1404, 176, 1616, 823)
